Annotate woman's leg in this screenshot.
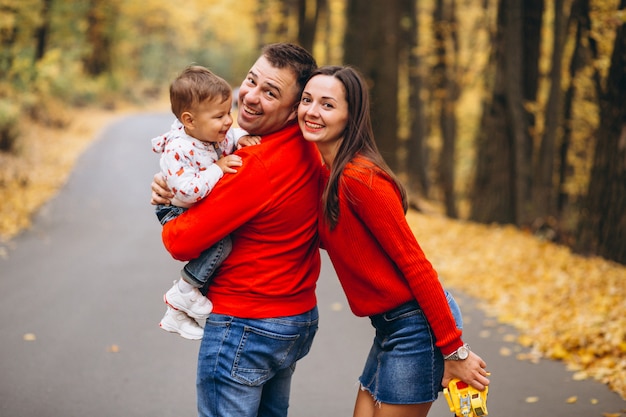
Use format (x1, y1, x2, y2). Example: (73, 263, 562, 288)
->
(353, 388, 433, 417)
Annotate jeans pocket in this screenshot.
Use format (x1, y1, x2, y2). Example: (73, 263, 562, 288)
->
(445, 291, 464, 330)
(232, 325, 300, 386)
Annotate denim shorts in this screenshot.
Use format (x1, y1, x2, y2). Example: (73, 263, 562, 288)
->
(359, 291, 463, 405)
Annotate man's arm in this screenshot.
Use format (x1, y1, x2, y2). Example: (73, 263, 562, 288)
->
(161, 151, 271, 261)
(151, 173, 174, 205)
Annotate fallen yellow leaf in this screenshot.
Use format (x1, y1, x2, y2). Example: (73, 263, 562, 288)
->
(565, 396, 578, 404)
(23, 333, 36, 341)
(482, 319, 497, 328)
(525, 396, 539, 403)
(503, 334, 516, 342)
(517, 334, 534, 347)
(551, 344, 570, 360)
(330, 302, 343, 312)
(107, 344, 120, 353)
(499, 347, 512, 356)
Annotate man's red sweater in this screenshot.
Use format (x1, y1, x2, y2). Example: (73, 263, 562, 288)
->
(319, 157, 463, 355)
(162, 122, 322, 318)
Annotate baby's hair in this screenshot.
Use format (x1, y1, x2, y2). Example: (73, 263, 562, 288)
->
(170, 65, 232, 119)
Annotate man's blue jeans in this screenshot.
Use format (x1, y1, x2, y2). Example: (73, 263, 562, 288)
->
(196, 307, 319, 417)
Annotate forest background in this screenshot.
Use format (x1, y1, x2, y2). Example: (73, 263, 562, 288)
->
(0, 0, 625, 404)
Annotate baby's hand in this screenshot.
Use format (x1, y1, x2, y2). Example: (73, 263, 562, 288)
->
(237, 135, 261, 149)
(215, 154, 243, 174)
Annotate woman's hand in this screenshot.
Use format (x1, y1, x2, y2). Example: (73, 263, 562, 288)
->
(150, 173, 174, 205)
(442, 351, 490, 391)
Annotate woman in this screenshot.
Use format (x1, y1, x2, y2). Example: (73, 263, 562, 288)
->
(298, 66, 490, 417)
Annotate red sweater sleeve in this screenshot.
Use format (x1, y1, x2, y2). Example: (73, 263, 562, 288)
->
(161, 123, 322, 319)
(321, 159, 463, 355)
(162, 150, 271, 261)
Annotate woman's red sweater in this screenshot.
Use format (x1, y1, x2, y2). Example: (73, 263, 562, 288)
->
(161, 122, 322, 318)
(319, 157, 463, 355)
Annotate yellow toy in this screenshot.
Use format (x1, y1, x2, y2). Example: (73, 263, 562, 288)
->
(443, 378, 489, 417)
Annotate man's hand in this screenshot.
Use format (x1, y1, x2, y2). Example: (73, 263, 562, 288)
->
(442, 351, 490, 391)
(151, 173, 174, 206)
(216, 154, 243, 174)
(237, 135, 261, 149)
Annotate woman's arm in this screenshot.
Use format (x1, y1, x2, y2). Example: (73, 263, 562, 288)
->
(345, 168, 489, 390)
(345, 169, 462, 351)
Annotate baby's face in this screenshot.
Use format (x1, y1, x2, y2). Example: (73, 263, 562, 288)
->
(186, 96, 233, 143)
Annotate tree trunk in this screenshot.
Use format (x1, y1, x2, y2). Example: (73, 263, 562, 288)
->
(557, 0, 600, 224)
(532, 0, 567, 220)
(470, 0, 542, 226)
(522, 0, 543, 215)
(504, 0, 532, 225)
(35, 0, 53, 62)
(344, 0, 400, 171)
(434, 0, 459, 218)
(256, 0, 270, 49)
(559, 0, 580, 215)
(402, 0, 430, 203)
(276, 0, 295, 41)
(576, 2, 626, 264)
(297, 0, 326, 53)
(470, 0, 516, 224)
(83, 0, 117, 76)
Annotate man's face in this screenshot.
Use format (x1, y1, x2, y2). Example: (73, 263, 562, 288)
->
(237, 56, 300, 136)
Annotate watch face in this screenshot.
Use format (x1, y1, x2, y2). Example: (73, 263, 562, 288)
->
(458, 346, 469, 360)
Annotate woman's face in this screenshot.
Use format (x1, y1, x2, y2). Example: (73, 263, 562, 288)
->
(298, 74, 349, 149)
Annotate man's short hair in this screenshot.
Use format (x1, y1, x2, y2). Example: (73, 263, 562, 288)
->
(261, 43, 318, 96)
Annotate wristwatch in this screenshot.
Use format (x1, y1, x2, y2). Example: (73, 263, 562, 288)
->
(444, 343, 470, 361)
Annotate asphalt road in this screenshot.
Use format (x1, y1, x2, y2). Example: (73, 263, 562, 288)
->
(1, 113, 624, 417)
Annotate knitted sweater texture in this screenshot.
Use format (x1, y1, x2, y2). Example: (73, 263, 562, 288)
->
(162, 122, 322, 318)
(319, 156, 463, 355)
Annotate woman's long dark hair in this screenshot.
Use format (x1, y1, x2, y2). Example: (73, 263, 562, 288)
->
(314, 66, 408, 229)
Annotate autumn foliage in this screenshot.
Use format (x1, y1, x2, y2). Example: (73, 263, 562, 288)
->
(1, 0, 625, 400)
(407, 211, 626, 399)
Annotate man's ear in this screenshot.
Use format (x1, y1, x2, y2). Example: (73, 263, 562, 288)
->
(180, 111, 194, 131)
(287, 102, 299, 123)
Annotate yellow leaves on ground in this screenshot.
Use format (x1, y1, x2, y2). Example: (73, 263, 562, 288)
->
(0, 108, 134, 241)
(406, 211, 626, 400)
(523, 395, 606, 406)
(499, 347, 513, 357)
(330, 302, 344, 312)
(2, 108, 625, 400)
(22, 332, 119, 354)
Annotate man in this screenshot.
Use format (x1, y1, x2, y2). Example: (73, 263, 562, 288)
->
(151, 43, 321, 417)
